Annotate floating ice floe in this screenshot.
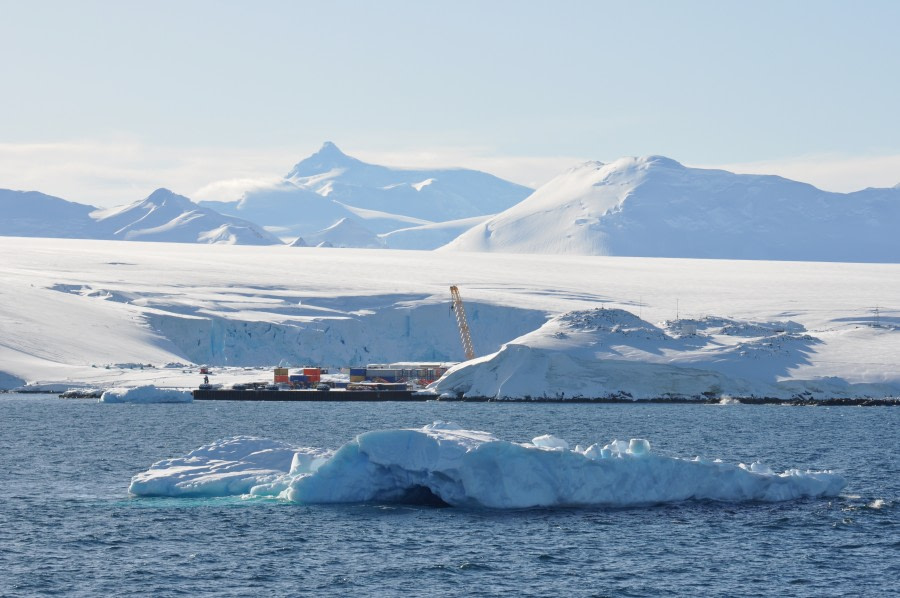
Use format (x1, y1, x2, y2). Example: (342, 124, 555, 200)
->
(129, 422, 846, 508)
(100, 385, 193, 403)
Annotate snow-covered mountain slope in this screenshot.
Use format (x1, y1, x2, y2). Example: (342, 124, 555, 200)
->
(431, 308, 895, 400)
(441, 157, 900, 262)
(199, 182, 416, 240)
(300, 217, 385, 249)
(0, 187, 283, 246)
(92, 188, 283, 245)
(0, 189, 98, 238)
(285, 142, 532, 220)
(1, 237, 898, 399)
(380, 215, 494, 250)
(201, 142, 532, 242)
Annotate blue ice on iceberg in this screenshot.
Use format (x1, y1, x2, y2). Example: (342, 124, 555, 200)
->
(129, 422, 846, 508)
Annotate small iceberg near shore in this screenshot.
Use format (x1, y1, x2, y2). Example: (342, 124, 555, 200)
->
(129, 422, 846, 508)
(100, 385, 192, 403)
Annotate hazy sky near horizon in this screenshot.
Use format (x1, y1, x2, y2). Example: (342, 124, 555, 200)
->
(1, 0, 898, 206)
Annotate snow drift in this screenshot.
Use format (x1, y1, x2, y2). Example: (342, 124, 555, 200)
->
(129, 423, 846, 508)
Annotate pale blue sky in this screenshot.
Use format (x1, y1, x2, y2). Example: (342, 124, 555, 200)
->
(1, 0, 898, 205)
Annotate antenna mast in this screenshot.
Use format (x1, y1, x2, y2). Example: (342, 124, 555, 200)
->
(450, 285, 476, 360)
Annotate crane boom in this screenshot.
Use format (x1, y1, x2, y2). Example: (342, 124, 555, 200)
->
(449, 285, 476, 361)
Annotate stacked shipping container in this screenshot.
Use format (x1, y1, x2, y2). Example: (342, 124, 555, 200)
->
(273, 367, 290, 384)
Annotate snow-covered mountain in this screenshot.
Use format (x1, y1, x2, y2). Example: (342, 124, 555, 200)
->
(0, 187, 283, 245)
(442, 157, 900, 262)
(380, 215, 493, 250)
(298, 217, 385, 249)
(93, 188, 282, 245)
(200, 142, 533, 242)
(284, 142, 532, 220)
(431, 308, 883, 400)
(0, 189, 99, 238)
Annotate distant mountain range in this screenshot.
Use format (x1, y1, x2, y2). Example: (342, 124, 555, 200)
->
(0, 143, 530, 248)
(441, 156, 900, 262)
(199, 141, 533, 243)
(91, 189, 281, 245)
(2, 147, 899, 262)
(0, 188, 279, 245)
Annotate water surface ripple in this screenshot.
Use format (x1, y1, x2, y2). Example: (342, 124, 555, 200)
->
(1, 396, 897, 597)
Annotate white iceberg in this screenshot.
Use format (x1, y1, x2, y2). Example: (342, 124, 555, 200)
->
(129, 422, 846, 508)
(100, 385, 193, 403)
(129, 436, 329, 497)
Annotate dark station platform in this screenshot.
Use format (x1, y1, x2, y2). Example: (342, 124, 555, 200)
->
(193, 388, 426, 402)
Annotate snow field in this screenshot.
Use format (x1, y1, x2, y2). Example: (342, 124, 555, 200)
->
(1, 238, 898, 399)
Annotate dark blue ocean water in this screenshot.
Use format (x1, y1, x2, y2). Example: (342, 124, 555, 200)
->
(1, 395, 897, 597)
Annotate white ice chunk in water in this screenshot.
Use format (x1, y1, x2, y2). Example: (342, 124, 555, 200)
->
(750, 461, 773, 475)
(532, 434, 569, 450)
(605, 439, 630, 456)
(128, 436, 329, 497)
(129, 423, 847, 508)
(628, 438, 651, 457)
(100, 385, 192, 403)
(582, 443, 604, 460)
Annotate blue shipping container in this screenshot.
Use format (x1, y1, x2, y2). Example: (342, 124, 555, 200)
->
(289, 375, 308, 382)
(349, 368, 366, 376)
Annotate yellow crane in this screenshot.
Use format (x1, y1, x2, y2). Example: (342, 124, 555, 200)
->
(449, 285, 476, 361)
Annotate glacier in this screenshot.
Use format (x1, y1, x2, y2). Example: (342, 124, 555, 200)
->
(129, 423, 846, 508)
(2, 238, 899, 398)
